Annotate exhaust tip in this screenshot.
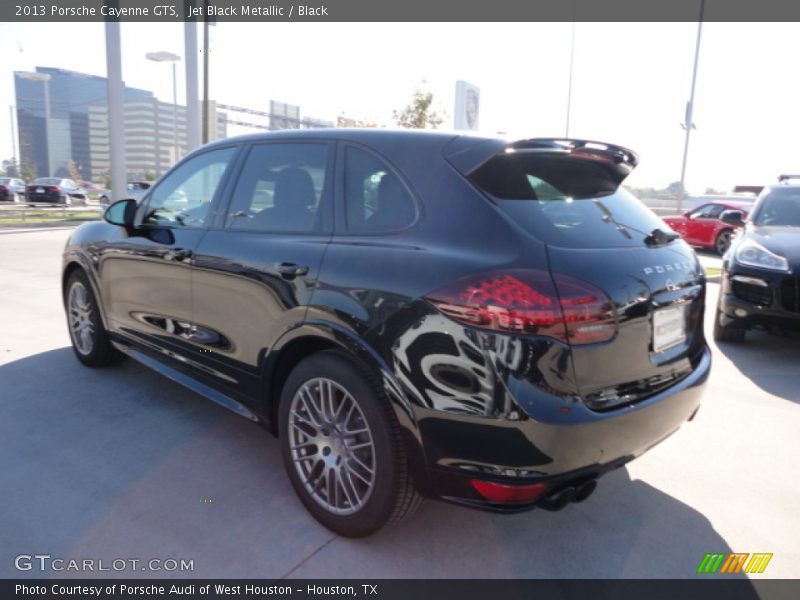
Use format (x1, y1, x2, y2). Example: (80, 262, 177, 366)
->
(574, 479, 598, 503)
(537, 486, 576, 511)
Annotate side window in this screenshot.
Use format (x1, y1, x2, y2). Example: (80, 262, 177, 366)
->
(225, 143, 328, 233)
(691, 204, 725, 220)
(141, 146, 236, 229)
(344, 147, 416, 233)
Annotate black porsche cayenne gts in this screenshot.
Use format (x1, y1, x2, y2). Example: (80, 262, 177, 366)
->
(714, 180, 800, 341)
(62, 130, 711, 537)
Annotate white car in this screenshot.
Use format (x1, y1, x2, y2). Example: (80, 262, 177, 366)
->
(99, 181, 152, 205)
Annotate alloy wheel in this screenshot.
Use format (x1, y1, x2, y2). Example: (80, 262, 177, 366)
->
(68, 282, 95, 355)
(288, 377, 376, 515)
(716, 230, 732, 255)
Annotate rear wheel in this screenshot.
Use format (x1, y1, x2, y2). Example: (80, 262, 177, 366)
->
(715, 229, 733, 256)
(279, 350, 421, 537)
(65, 270, 126, 366)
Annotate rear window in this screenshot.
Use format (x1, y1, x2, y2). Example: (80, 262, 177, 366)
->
(468, 154, 667, 249)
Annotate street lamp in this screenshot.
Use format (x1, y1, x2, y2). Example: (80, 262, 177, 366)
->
(146, 51, 181, 176)
(677, 0, 706, 214)
(16, 71, 52, 175)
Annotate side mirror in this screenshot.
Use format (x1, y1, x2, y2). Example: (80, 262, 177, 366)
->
(104, 198, 137, 228)
(720, 209, 745, 228)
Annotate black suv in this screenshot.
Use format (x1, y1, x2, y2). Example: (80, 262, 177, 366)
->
(62, 130, 710, 537)
(714, 179, 800, 341)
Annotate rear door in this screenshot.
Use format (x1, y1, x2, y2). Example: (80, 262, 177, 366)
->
(187, 141, 334, 400)
(450, 138, 707, 410)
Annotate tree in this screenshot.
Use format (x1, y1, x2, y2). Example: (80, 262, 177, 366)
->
(144, 170, 156, 182)
(2, 158, 19, 177)
(393, 87, 445, 130)
(67, 160, 82, 183)
(704, 187, 728, 195)
(19, 162, 36, 182)
(337, 114, 378, 128)
(665, 181, 683, 197)
(99, 168, 112, 189)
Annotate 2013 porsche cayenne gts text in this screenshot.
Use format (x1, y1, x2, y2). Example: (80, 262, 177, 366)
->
(62, 130, 711, 537)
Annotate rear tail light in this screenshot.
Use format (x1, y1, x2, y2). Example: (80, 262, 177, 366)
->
(425, 269, 615, 345)
(470, 479, 550, 504)
(0, 185, 7, 192)
(46, 186, 61, 193)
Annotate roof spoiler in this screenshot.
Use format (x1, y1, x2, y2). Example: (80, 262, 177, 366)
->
(444, 136, 639, 186)
(443, 136, 639, 198)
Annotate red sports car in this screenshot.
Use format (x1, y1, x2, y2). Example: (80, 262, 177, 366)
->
(662, 201, 752, 255)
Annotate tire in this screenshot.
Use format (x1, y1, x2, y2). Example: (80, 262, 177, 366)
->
(713, 299, 746, 342)
(99, 195, 109, 205)
(715, 229, 733, 256)
(64, 269, 126, 367)
(279, 350, 422, 537)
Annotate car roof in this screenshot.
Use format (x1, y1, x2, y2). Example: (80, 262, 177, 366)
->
(765, 183, 800, 192)
(712, 200, 753, 210)
(202, 128, 464, 149)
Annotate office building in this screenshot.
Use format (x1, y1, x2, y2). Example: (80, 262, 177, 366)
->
(88, 97, 227, 181)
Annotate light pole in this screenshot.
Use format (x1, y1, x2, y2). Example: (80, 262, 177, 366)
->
(9, 105, 18, 172)
(565, 21, 576, 138)
(677, 0, 706, 214)
(16, 71, 52, 175)
(146, 51, 181, 174)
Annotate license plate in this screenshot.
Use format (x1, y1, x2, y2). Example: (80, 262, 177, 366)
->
(36, 187, 44, 193)
(653, 304, 687, 353)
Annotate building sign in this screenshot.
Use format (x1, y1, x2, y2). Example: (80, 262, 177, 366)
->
(454, 80, 480, 131)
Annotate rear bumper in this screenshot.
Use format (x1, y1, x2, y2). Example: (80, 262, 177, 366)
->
(26, 193, 66, 204)
(419, 345, 711, 510)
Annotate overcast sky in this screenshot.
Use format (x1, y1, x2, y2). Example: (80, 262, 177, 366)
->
(0, 21, 798, 192)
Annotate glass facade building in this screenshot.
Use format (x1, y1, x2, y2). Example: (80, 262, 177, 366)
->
(14, 67, 152, 180)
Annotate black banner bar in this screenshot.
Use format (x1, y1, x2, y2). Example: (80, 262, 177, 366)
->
(5, 0, 800, 22)
(3, 580, 800, 600)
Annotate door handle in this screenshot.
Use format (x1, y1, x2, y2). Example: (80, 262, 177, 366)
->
(167, 248, 193, 262)
(277, 262, 309, 278)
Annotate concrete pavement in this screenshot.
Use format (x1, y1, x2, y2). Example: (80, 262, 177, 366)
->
(1, 228, 798, 579)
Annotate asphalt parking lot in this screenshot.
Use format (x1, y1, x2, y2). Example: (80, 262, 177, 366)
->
(1, 228, 798, 579)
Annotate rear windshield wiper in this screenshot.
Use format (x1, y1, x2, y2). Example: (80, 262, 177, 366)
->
(644, 227, 680, 247)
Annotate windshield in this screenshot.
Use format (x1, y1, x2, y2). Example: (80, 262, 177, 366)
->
(752, 189, 800, 227)
(33, 178, 61, 185)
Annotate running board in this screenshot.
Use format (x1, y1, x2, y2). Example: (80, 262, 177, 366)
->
(115, 343, 260, 422)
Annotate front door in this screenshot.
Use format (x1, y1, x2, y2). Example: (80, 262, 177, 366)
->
(98, 145, 239, 359)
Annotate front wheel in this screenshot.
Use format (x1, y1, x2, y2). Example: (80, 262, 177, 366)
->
(65, 270, 126, 366)
(713, 299, 746, 342)
(279, 350, 421, 537)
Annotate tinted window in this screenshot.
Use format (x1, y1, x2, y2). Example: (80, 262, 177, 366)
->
(344, 147, 416, 233)
(689, 204, 725, 219)
(753, 189, 800, 227)
(225, 143, 328, 232)
(469, 153, 667, 249)
(141, 146, 236, 229)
